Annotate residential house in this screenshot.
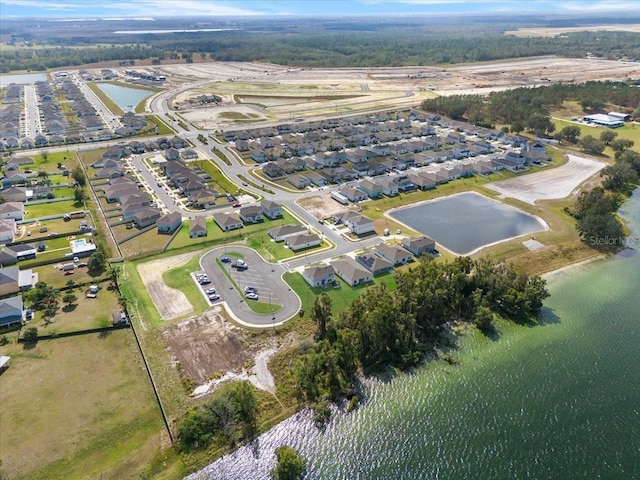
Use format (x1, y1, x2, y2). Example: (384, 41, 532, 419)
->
(0, 219, 16, 245)
(345, 214, 375, 236)
(302, 264, 336, 287)
(239, 205, 263, 224)
(268, 224, 307, 242)
(376, 177, 399, 196)
(0, 266, 36, 295)
(213, 212, 243, 232)
(304, 171, 328, 187)
(261, 200, 282, 220)
(0, 295, 23, 328)
(339, 186, 368, 203)
(287, 174, 311, 189)
(181, 149, 198, 160)
(358, 178, 384, 199)
(374, 242, 413, 266)
(189, 216, 207, 238)
(0, 202, 23, 221)
(356, 253, 394, 275)
(408, 173, 436, 191)
(157, 212, 182, 234)
(4, 243, 36, 261)
(285, 232, 321, 251)
(0, 187, 27, 203)
(165, 148, 180, 161)
(262, 162, 283, 179)
(132, 208, 161, 228)
(189, 188, 218, 208)
(331, 257, 372, 287)
(402, 236, 436, 257)
(32, 186, 53, 199)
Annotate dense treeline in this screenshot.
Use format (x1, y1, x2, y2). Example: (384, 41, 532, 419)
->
(293, 258, 549, 409)
(422, 81, 640, 136)
(2, 19, 640, 73)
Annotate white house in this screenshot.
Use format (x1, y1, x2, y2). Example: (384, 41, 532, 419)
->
(302, 264, 335, 287)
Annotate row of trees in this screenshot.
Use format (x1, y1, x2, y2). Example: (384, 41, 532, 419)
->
(293, 258, 549, 408)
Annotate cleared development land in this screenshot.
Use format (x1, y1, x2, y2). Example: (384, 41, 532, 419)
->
(486, 154, 606, 204)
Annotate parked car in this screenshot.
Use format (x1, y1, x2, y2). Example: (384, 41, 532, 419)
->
(77, 262, 88, 268)
(220, 256, 230, 263)
(245, 292, 259, 300)
(232, 203, 241, 208)
(199, 278, 211, 285)
(39, 227, 48, 233)
(208, 293, 220, 301)
(243, 286, 257, 294)
(205, 288, 216, 295)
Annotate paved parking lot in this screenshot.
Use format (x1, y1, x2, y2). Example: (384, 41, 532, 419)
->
(200, 246, 300, 327)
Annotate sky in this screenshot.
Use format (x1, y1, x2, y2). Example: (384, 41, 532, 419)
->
(0, 0, 639, 18)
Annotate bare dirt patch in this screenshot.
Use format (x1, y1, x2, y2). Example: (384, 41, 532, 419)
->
(163, 308, 248, 385)
(505, 24, 640, 37)
(486, 154, 606, 204)
(297, 192, 361, 220)
(137, 250, 200, 321)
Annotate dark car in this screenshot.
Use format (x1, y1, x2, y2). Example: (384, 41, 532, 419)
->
(220, 256, 230, 263)
(232, 203, 241, 208)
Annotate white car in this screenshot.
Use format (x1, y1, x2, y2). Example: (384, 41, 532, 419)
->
(205, 288, 216, 295)
(208, 293, 220, 301)
(245, 292, 259, 300)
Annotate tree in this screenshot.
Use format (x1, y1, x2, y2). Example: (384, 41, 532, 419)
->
(65, 279, 77, 291)
(88, 248, 107, 273)
(71, 166, 86, 187)
(580, 135, 606, 155)
(230, 381, 258, 434)
(37, 170, 51, 186)
(312, 293, 332, 341)
(41, 150, 49, 162)
(599, 130, 618, 145)
(559, 125, 581, 143)
(73, 188, 86, 205)
(611, 138, 634, 152)
(62, 292, 78, 307)
(23, 327, 38, 343)
(271, 446, 307, 480)
(473, 305, 494, 332)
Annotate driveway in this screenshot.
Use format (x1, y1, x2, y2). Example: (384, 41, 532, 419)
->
(200, 246, 301, 328)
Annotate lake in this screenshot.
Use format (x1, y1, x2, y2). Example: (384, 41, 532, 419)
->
(94, 83, 153, 111)
(388, 191, 547, 255)
(188, 188, 640, 480)
(0, 73, 48, 86)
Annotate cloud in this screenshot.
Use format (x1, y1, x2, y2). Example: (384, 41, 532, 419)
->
(0, 0, 80, 10)
(102, 0, 263, 17)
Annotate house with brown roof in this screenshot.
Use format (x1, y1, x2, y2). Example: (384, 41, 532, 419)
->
(132, 208, 161, 228)
(402, 236, 436, 257)
(0, 202, 23, 221)
(302, 264, 336, 287)
(285, 232, 321, 251)
(268, 224, 307, 242)
(189, 216, 207, 238)
(375, 242, 413, 266)
(331, 257, 372, 287)
(356, 252, 394, 275)
(213, 212, 243, 232)
(189, 188, 218, 208)
(157, 212, 182, 234)
(0, 186, 27, 203)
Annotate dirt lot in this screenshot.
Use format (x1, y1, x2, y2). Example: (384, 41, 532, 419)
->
(297, 192, 361, 220)
(137, 250, 200, 320)
(159, 57, 640, 129)
(505, 24, 640, 37)
(163, 309, 248, 385)
(487, 154, 606, 204)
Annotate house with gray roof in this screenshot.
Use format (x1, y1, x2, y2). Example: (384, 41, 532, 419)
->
(132, 208, 161, 228)
(0, 266, 37, 295)
(0, 202, 23, 221)
(261, 200, 282, 220)
(0, 219, 15, 245)
(356, 253, 394, 276)
(239, 205, 263, 224)
(0, 295, 23, 327)
(287, 174, 311, 189)
(331, 257, 372, 287)
(358, 178, 384, 199)
(302, 264, 336, 287)
(1, 186, 27, 203)
(346, 214, 375, 236)
(339, 186, 368, 203)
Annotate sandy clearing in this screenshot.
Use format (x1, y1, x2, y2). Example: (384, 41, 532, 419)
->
(486, 154, 606, 204)
(137, 250, 201, 320)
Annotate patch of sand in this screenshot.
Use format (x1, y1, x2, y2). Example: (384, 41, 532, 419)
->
(486, 154, 606, 204)
(137, 250, 200, 321)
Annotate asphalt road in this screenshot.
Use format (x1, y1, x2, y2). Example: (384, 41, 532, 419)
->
(200, 246, 301, 327)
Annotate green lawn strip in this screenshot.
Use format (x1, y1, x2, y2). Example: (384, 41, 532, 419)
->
(237, 173, 275, 195)
(212, 148, 232, 166)
(31, 150, 79, 169)
(162, 256, 209, 314)
(119, 261, 163, 328)
(118, 228, 172, 259)
(148, 114, 175, 135)
(168, 210, 301, 252)
(86, 81, 124, 115)
(25, 199, 77, 218)
(193, 159, 242, 195)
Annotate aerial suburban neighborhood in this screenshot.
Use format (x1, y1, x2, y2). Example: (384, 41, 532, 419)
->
(1, 4, 640, 480)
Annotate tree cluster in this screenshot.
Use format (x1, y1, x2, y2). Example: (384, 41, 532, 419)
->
(294, 258, 549, 406)
(177, 381, 257, 452)
(24, 281, 60, 320)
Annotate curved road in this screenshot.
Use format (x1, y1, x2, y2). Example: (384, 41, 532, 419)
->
(200, 246, 301, 328)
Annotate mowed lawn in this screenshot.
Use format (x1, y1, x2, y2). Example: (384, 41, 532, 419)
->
(0, 330, 175, 480)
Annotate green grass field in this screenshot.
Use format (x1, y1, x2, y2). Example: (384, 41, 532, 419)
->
(193, 159, 244, 195)
(162, 256, 210, 315)
(0, 330, 176, 480)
